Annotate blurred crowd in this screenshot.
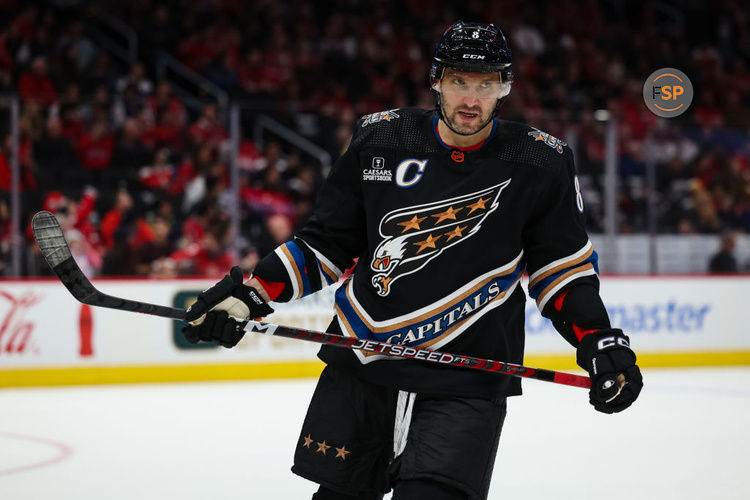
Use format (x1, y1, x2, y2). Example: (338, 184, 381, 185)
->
(1, 0, 749, 276)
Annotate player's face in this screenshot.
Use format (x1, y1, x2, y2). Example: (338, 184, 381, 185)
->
(436, 69, 507, 135)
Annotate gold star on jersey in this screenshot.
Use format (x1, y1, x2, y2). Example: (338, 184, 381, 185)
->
(370, 180, 510, 297)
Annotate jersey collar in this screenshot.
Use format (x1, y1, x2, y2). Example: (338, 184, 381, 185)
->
(432, 115, 498, 153)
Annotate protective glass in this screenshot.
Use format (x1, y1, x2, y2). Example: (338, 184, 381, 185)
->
(432, 73, 511, 99)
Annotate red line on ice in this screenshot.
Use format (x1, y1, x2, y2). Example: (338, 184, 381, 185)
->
(0, 431, 73, 476)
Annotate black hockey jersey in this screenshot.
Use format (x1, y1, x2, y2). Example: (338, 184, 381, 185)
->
(253, 108, 599, 399)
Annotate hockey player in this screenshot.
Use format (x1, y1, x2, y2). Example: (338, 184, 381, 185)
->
(182, 21, 643, 500)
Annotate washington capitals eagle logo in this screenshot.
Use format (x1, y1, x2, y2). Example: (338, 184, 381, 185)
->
(370, 180, 511, 296)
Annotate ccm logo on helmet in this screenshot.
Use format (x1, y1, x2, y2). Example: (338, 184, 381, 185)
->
(395, 159, 429, 188)
(597, 336, 630, 350)
(463, 54, 485, 59)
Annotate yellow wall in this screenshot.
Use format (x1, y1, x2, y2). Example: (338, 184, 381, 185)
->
(3, 351, 749, 388)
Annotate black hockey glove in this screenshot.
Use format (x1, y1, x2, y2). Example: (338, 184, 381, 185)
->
(182, 266, 274, 348)
(576, 329, 643, 414)
(182, 310, 245, 348)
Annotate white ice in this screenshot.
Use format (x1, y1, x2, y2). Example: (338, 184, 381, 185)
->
(1, 367, 749, 499)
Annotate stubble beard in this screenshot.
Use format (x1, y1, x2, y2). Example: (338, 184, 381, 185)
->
(443, 103, 494, 136)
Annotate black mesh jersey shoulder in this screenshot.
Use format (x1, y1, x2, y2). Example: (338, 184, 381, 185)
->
(351, 107, 443, 154)
(492, 120, 570, 169)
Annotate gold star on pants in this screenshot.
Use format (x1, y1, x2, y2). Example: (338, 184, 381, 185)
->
(302, 434, 313, 448)
(335, 445, 351, 460)
(316, 440, 331, 454)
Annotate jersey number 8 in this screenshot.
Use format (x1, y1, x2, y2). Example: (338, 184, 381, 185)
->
(574, 175, 584, 213)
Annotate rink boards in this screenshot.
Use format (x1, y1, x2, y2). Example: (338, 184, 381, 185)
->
(1, 276, 748, 387)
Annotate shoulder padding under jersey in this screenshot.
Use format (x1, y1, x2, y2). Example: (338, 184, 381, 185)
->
(494, 121, 571, 169)
(351, 107, 441, 153)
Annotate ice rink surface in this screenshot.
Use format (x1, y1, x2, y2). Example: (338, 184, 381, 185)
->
(1, 367, 749, 499)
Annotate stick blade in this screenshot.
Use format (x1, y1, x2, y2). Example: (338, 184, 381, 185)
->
(32, 210, 97, 304)
(31, 210, 186, 320)
(32, 210, 72, 268)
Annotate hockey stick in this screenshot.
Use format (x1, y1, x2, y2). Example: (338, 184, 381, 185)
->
(33, 211, 185, 319)
(241, 320, 591, 388)
(32, 210, 591, 389)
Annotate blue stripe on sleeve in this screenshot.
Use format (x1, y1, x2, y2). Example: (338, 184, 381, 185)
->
(285, 241, 313, 298)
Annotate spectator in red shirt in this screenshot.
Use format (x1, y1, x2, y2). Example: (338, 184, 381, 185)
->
(188, 104, 227, 149)
(180, 210, 207, 246)
(177, 29, 217, 72)
(141, 108, 184, 153)
(238, 48, 283, 93)
(100, 188, 133, 249)
(77, 120, 114, 169)
(0, 134, 35, 191)
(17, 56, 57, 106)
(139, 148, 174, 190)
(171, 230, 233, 277)
(32, 188, 99, 249)
(179, 200, 222, 246)
(135, 216, 175, 275)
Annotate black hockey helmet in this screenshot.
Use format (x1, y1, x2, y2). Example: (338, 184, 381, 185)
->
(430, 21, 514, 120)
